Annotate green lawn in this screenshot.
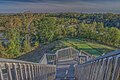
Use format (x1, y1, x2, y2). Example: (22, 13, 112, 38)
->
(48, 38, 117, 56)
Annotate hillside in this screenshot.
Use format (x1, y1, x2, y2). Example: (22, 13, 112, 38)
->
(1, 13, 120, 59)
(17, 38, 117, 62)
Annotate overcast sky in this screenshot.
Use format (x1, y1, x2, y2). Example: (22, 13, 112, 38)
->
(0, 0, 120, 13)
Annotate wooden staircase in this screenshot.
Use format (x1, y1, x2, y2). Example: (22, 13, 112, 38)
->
(0, 47, 120, 80)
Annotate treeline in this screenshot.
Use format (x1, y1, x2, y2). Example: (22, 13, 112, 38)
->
(49, 13, 120, 29)
(0, 12, 120, 58)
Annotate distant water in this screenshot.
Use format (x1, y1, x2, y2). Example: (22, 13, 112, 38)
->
(0, 1, 120, 13)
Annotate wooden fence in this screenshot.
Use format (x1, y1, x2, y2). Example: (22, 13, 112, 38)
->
(0, 58, 56, 80)
(75, 50, 120, 80)
(55, 47, 79, 61)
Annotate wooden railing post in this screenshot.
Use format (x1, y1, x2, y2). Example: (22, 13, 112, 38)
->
(30, 64, 34, 80)
(38, 65, 41, 80)
(37, 65, 39, 80)
(0, 64, 3, 80)
(18, 63, 24, 80)
(43, 66, 46, 80)
(23, 64, 28, 80)
(27, 64, 32, 80)
(35, 65, 37, 80)
(33, 64, 36, 79)
(12, 63, 18, 80)
(6, 63, 12, 80)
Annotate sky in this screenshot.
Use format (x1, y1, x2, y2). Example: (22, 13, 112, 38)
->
(0, 0, 120, 13)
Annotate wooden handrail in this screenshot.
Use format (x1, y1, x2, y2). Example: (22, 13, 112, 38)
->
(0, 58, 56, 80)
(81, 50, 120, 64)
(75, 50, 120, 80)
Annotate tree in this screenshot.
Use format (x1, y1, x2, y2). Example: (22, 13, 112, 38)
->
(20, 12, 34, 52)
(7, 29, 21, 58)
(67, 26, 77, 37)
(34, 17, 57, 43)
(0, 42, 7, 58)
(108, 27, 120, 46)
(5, 17, 22, 58)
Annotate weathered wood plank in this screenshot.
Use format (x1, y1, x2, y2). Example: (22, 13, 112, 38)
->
(6, 63, 12, 80)
(30, 64, 34, 80)
(27, 64, 32, 80)
(12, 63, 19, 80)
(0, 66, 4, 80)
(18, 63, 24, 80)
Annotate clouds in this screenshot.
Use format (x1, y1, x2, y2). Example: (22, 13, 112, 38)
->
(0, 0, 120, 13)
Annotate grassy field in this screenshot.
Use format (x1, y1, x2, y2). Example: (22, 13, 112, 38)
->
(48, 38, 117, 56)
(18, 38, 118, 62)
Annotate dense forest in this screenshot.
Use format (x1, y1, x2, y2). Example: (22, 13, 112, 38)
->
(0, 12, 120, 58)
